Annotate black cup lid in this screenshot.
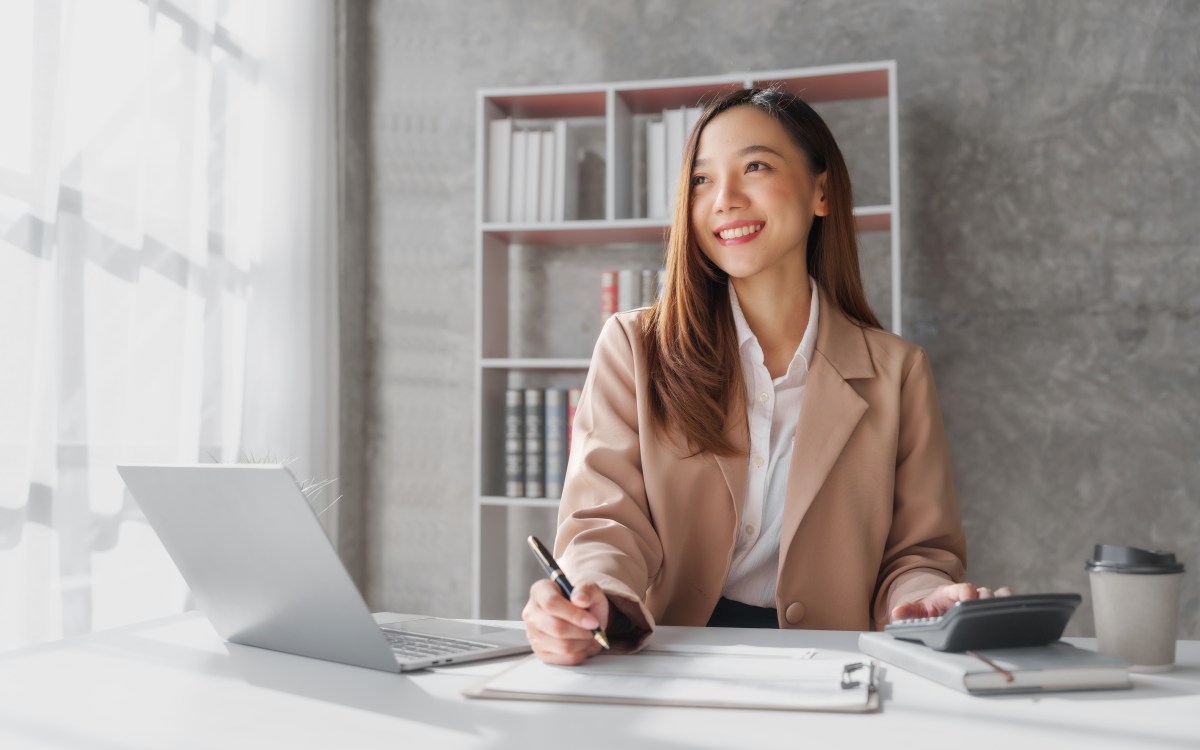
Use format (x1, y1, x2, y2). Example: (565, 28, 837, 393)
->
(1086, 544, 1185, 574)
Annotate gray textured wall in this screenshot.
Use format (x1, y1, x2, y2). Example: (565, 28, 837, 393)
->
(340, 0, 1200, 637)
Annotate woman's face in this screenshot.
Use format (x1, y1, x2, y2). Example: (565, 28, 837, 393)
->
(689, 105, 827, 287)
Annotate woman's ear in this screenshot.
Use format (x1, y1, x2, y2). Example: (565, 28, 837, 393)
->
(813, 172, 829, 217)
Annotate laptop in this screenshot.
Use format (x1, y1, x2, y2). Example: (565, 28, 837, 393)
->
(117, 463, 531, 672)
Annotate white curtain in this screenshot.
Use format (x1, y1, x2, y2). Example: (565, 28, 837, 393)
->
(0, 0, 338, 651)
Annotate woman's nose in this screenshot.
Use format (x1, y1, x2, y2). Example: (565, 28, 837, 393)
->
(713, 179, 746, 213)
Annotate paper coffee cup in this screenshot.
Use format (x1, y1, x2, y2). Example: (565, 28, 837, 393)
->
(1087, 544, 1185, 673)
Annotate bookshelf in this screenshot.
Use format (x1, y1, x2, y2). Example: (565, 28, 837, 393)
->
(473, 61, 902, 618)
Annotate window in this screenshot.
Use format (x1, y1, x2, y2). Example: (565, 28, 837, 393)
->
(0, 0, 337, 651)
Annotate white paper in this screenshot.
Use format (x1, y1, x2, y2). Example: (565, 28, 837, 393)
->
(475, 647, 872, 710)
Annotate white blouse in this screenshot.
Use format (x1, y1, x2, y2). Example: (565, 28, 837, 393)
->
(720, 278, 820, 608)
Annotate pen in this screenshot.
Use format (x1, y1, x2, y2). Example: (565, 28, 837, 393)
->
(526, 535, 610, 650)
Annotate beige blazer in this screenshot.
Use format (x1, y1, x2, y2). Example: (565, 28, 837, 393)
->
(555, 289, 967, 647)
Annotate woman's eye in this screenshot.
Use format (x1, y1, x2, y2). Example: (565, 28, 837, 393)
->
(690, 174, 709, 186)
(746, 161, 769, 173)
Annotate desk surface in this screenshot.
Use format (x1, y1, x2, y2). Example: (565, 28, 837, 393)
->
(1, 612, 1197, 750)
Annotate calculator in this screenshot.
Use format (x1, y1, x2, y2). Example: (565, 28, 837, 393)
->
(883, 593, 1082, 651)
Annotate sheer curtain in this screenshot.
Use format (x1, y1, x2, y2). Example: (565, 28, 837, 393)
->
(0, 0, 338, 651)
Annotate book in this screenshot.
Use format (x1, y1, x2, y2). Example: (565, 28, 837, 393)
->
(543, 388, 567, 499)
(523, 388, 544, 498)
(487, 118, 512, 223)
(538, 130, 555, 223)
(524, 129, 541, 223)
(504, 389, 524, 497)
(617, 268, 637, 313)
(857, 632, 1132, 695)
(684, 105, 702, 140)
(663, 107, 686, 216)
(645, 118, 666, 219)
(552, 120, 579, 222)
(639, 268, 656, 308)
(600, 270, 618, 325)
(509, 130, 527, 225)
(567, 387, 582, 459)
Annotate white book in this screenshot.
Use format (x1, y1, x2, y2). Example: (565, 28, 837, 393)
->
(684, 106, 702, 142)
(553, 120, 579, 222)
(487, 118, 512, 223)
(645, 119, 666, 220)
(857, 632, 1132, 695)
(524, 130, 541, 223)
(538, 130, 555, 223)
(617, 268, 638, 313)
(509, 130, 527, 224)
(664, 107, 686, 217)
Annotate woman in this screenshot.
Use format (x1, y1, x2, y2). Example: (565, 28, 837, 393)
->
(522, 88, 1007, 665)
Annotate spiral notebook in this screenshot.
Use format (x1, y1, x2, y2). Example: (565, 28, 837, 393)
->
(464, 642, 879, 713)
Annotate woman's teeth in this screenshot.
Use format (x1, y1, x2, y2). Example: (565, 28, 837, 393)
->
(718, 224, 763, 240)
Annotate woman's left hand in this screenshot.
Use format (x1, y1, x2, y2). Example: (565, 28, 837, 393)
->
(890, 582, 1014, 622)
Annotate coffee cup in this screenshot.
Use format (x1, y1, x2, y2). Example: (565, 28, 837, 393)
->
(1086, 544, 1185, 672)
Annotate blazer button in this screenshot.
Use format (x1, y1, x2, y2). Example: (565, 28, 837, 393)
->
(785, 602, 806, 624)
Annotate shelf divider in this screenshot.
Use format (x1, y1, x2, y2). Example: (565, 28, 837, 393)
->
(480, 496, 562, 509)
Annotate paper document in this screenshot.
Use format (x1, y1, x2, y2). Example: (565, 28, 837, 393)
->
(464, 645, 878, 712)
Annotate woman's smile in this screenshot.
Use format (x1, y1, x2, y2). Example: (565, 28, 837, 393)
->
(715, 220, 765, 245)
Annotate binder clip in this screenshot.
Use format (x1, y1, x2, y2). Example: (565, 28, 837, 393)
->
(841, 662, 866, 690)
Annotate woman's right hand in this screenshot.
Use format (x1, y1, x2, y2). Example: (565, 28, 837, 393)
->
(521, 579, 610, 665)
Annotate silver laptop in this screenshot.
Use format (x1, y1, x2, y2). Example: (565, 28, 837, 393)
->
(117, 463, 531, 672)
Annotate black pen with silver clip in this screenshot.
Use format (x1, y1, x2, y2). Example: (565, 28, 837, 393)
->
(526, 535, 610, 650)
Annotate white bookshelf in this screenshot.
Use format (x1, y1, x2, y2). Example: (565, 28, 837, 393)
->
(473, 61, 902, 618)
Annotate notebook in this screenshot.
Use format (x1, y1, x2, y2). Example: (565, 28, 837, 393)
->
(118, 464, 530, 672)
(858, 631, 1132, 695)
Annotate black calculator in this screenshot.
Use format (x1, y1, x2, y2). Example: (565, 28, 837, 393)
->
(883, 593, 1082, 651)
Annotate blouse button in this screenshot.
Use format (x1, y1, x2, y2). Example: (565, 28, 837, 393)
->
(744, 524, 755, 536)
(753, 454, 765, 469)
(758, 392, 769, 403)
(785, 602, 806, 624)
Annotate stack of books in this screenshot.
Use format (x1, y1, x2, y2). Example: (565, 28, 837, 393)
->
(487, 118, 579, 224)
(644, 106, 702, 219)
(601, 267, 665, 324)
(505, 387, 583, 499)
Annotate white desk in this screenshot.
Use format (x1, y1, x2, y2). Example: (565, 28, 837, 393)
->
(1, 612, 1197, 750)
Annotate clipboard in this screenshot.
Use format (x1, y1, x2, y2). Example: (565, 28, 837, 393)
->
(463, 646, 879, 713)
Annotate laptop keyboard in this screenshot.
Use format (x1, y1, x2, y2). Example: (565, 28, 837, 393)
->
(382, 629, 494, 660)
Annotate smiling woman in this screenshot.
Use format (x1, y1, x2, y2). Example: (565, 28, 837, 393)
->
(650, 90, 881, 453)
(0, 0, 338, 651)
(521, 88, 1008, 666)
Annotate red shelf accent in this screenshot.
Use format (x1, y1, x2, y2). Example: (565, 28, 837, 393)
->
(488, 90, 606, 119)
(755, 69, 889, 102)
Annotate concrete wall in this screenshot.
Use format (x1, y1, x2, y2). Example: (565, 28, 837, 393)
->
(339, 0, 1200, 637)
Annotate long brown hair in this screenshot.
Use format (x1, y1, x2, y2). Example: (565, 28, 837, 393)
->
(643, 87, 881, 456)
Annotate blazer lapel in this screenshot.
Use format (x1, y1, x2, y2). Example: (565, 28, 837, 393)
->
(779, 291, 875, 556)
(713, 397, 749, 531)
